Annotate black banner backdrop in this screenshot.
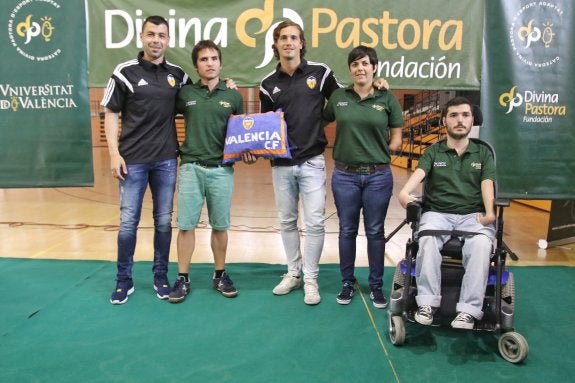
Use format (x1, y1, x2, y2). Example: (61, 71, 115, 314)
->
(547, 200, 575, 246)
(480, 0, 574, 199)
(0, 0, 93, 187)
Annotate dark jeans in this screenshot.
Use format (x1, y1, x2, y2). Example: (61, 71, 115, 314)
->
(116, 159, 177, 281)
(331, 166, 393, 288)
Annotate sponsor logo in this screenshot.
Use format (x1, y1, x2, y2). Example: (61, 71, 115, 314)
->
(0, 84, 78, 112)
(372, 104, 386, 112)
(509, 2, 564, 68)
(101, 1, 467, 82)
(499, 85, 567, 124)
(236, 0, 304, 69)
(219, 101, 232, 108)
(8, 0, 62, 61)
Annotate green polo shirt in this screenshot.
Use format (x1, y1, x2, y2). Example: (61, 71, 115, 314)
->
(417, 139, 496, 215)
(323, 87, 404, 165)
(176, 80, 244, 165)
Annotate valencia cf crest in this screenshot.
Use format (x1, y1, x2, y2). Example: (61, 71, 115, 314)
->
(306, 76, 317, 89)
(167, 74, 176, 87)
(242, 116, 255, 130)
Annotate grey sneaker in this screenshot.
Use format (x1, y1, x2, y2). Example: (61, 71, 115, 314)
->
(451, 312, 475, 330)
(336, 282, 355, 305)
(169, 276, 190, 304)
(213, 271, 238, 298)
(414, 305, 437, 325)
(272, 274, 302, 295)
(303, 278, 321, 305)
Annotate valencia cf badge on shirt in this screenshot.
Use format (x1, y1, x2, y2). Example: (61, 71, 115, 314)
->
(306, 76, 317, 89)
(167, 74, 176, 87)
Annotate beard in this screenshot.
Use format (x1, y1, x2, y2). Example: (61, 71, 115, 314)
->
(446, 125, 470, 139)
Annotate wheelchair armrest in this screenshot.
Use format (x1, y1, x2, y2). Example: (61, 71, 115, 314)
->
(495, 198, 510, 207)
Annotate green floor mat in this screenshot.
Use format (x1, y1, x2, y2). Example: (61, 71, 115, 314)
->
(0, 259, 573, 383)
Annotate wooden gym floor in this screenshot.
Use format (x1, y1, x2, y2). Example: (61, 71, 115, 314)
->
(0, 147, 573, 268)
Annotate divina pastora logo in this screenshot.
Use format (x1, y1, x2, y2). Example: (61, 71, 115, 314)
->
(8, 0, 61, 61)
(499, 85, 567, 124)
(509, 2, 564, 68)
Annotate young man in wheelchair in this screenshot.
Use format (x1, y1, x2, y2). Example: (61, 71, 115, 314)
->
(398, 96, 496, 330)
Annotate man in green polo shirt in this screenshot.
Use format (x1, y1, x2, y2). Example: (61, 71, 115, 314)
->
(169, 40, 244, 303)
(398, 96, 496, 330)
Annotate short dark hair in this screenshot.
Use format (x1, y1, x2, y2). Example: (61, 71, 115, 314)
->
(347, 45, 378, 68)
(272, 21, 306, 60)
(442, 96, 474, 119)
(142, 15, 169, 33)
(191, 40, 222, 67)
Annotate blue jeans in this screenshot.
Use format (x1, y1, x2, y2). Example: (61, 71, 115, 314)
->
(116, 158, 177, 281)
(271, 154, 326, 279)
(331, 166, 393, 288)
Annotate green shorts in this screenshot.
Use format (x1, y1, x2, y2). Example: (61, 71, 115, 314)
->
(177, 163, 234, 230)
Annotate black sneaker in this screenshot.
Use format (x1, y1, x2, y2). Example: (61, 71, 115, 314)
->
(336, 282, 355, 305)
(169, 276, 190, 304)
(213, 271, 238, 298)
(110, 279, 134, 305)
(370, 287, 388, 309)
(414, 305, 437, 325)
(153, 274, 171, 300)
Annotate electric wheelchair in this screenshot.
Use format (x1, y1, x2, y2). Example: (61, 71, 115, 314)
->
(386, 139, 529, 364)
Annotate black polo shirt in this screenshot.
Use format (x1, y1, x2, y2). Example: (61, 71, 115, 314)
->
(259, 59, 341, 165)
(101, 51, 190, 164)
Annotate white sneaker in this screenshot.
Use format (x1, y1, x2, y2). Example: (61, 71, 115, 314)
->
(272, 274, 301, 295)
(451, 312, 475, 330)
(414, 305, 436, 326)
(303, 279, 321, 305)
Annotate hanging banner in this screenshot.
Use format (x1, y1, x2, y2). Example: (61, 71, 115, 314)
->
(480, 1, 574, 198)
(87, 0, 484, 89)
(0, 0, 93, 187)
(547, 200, 575, 246)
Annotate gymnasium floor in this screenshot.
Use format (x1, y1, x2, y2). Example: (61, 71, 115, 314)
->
(0, 147, 572, 268)
(2, 147, 574, 383)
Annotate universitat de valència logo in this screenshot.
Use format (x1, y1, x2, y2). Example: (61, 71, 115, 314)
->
(8, 0, 61, 62)
(3, 0, 77, 112)
(509, 2, 564, 68)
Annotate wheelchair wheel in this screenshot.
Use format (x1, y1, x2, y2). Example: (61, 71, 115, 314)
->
(388, 314, 406, 346)
(501, 271, 515, 310)
(498, 331, 529, 363)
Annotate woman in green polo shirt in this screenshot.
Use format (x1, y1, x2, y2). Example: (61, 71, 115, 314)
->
(323, 45, 404, 308)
